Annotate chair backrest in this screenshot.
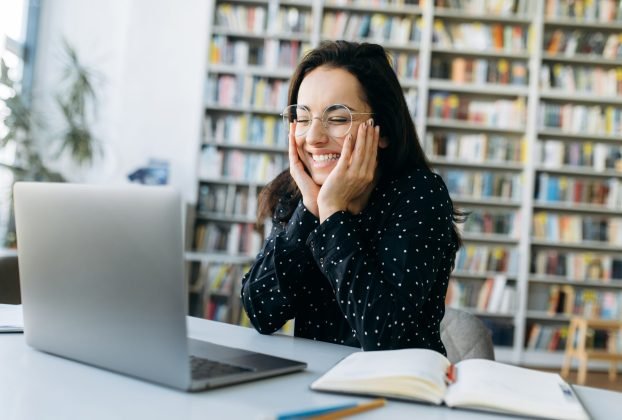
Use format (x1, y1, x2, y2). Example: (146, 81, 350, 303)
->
(0, 255, 21, 304)
(440, 307, 495, 364)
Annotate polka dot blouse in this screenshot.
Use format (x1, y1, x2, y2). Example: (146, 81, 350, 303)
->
(240, 169, 459, 354)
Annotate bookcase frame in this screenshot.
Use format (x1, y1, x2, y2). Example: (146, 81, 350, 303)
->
(189, 0, 622, 368)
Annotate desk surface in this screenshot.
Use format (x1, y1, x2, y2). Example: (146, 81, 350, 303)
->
(2, 317, 621, 420)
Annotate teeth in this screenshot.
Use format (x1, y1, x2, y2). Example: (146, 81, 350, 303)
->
(312, 154, 340, 162)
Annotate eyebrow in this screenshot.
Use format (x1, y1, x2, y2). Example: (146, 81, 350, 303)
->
(297, 103, 363, 112)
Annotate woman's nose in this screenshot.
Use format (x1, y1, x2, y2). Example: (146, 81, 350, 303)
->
(304, 118, 328, 145)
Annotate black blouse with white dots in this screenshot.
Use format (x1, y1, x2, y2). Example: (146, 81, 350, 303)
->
(240, 168, 459, 354)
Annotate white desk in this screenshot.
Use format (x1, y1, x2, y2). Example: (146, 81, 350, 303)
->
(1, 317, 621, 420)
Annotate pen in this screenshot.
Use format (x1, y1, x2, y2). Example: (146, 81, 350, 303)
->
(274, 398, 386, 420)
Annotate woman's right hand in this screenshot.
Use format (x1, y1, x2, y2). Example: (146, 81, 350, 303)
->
(288, 122, 320, 217)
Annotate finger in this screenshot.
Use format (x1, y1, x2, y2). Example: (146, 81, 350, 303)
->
(351, 120, 368, 168)
(359, 121, 375, 174)
(288, 121, 298, 164)
(337, 133, 354, 170)
(361, 124, 379, 176)
(288, 122, 306, 179)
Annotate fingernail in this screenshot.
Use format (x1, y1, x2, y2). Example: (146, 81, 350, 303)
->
(367, 118, 374, 127)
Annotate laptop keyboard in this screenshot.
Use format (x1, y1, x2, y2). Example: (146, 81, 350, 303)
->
(190, 356, 253, 379)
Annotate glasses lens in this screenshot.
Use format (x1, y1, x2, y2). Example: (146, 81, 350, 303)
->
(323, 104, 352, 138)
(282, 105, 311, 136)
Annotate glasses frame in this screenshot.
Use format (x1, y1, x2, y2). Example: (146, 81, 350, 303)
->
(280, 103, 374, 138)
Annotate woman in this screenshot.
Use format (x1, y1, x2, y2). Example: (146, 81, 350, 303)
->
(240, 41, 462, 354)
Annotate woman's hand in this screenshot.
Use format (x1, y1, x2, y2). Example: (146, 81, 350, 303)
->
(317, 119, 380, 223)
(288, 122, 320, 217)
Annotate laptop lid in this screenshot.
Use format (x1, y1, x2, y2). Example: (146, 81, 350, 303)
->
(14, 182, 192, 389)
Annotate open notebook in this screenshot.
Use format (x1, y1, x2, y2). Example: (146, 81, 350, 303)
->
(311, 348, 590, 420)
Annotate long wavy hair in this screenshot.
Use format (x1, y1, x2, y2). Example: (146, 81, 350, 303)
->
(257, 41, 464, 247)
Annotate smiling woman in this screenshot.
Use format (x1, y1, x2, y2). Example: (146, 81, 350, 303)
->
(240, 40, 464, 353)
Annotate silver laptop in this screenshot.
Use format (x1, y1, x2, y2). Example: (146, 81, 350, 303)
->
(13, 182, 306, 391)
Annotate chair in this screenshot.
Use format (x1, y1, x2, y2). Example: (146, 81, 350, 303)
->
(0, 254, 21, 304)
(441, 307, 495, 364)
(561, 316, 622, 385)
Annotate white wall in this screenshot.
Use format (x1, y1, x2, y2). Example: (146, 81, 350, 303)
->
(32, 0, 208, 202)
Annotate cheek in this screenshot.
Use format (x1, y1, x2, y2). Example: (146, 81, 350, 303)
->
(295, 135, 305, 148)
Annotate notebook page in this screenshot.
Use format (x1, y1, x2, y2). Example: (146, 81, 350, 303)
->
(444, 359, 589, 420)
(311, 348, 451, 400)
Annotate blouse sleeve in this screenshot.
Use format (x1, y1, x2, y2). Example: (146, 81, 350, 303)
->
(305, 174, 455, 350)
(240, 200, 319, 334)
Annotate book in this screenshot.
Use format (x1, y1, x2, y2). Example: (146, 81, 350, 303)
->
(311, 348, 589, 420)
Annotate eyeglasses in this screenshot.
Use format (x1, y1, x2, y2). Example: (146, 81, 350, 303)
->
(281, 104, 374, 138)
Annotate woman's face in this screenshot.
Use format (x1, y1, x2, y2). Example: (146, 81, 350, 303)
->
(294, 66, 373, 185)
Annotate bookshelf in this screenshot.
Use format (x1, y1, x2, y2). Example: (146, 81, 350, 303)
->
(190, 0, 622, 365)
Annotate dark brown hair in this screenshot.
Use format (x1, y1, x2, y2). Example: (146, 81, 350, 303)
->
(257, 41, 464, 246)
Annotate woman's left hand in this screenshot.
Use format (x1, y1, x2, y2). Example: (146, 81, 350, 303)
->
(317, 119, 380, 223)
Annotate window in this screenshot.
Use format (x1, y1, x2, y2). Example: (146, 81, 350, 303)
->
(1, 0, 33, 248)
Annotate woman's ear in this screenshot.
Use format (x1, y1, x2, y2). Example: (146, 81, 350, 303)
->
(379, 137, 389, 149)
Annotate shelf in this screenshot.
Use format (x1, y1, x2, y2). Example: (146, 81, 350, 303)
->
(535, 165, 622, 179)
(526, 310, 571, 321)
(279, 0, 312, 8)
(520, 349, 622, 369)
(220, 0, 269, 4)
(431, 46, 530, 59)
(531, 239, 622, 253)
(208, 64, 294, 79)
(460, 233, 519, 245)
(533, 201, 622, 216)
(494, 347, 515, 364)
(320, 36, 420, 52)
(538, 128, 622, 143)
(399, 78, 418, 89)
(203, 141, 287, 154)
(544, 18, 622, 31)
(192, 0, 622, 368)
(540, 90, 622, 106)
(428, 79, 529, 96)
(458, 307, 515, 318)
(323, 2, 421, 15)
(197, 212, 256, 224)
(205, 103, 282, 115)
(185, 251, 255, 264)
(541, 53, 622, 67)
(451, 195, 522, 208)
(429, 157, 523, 171)
(426, 118, 525, 134)
(433, 8, 532, 24)
(529, 275, 622, 289)
(212, 27, 311, 42)
(451, 270, 517, 281)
